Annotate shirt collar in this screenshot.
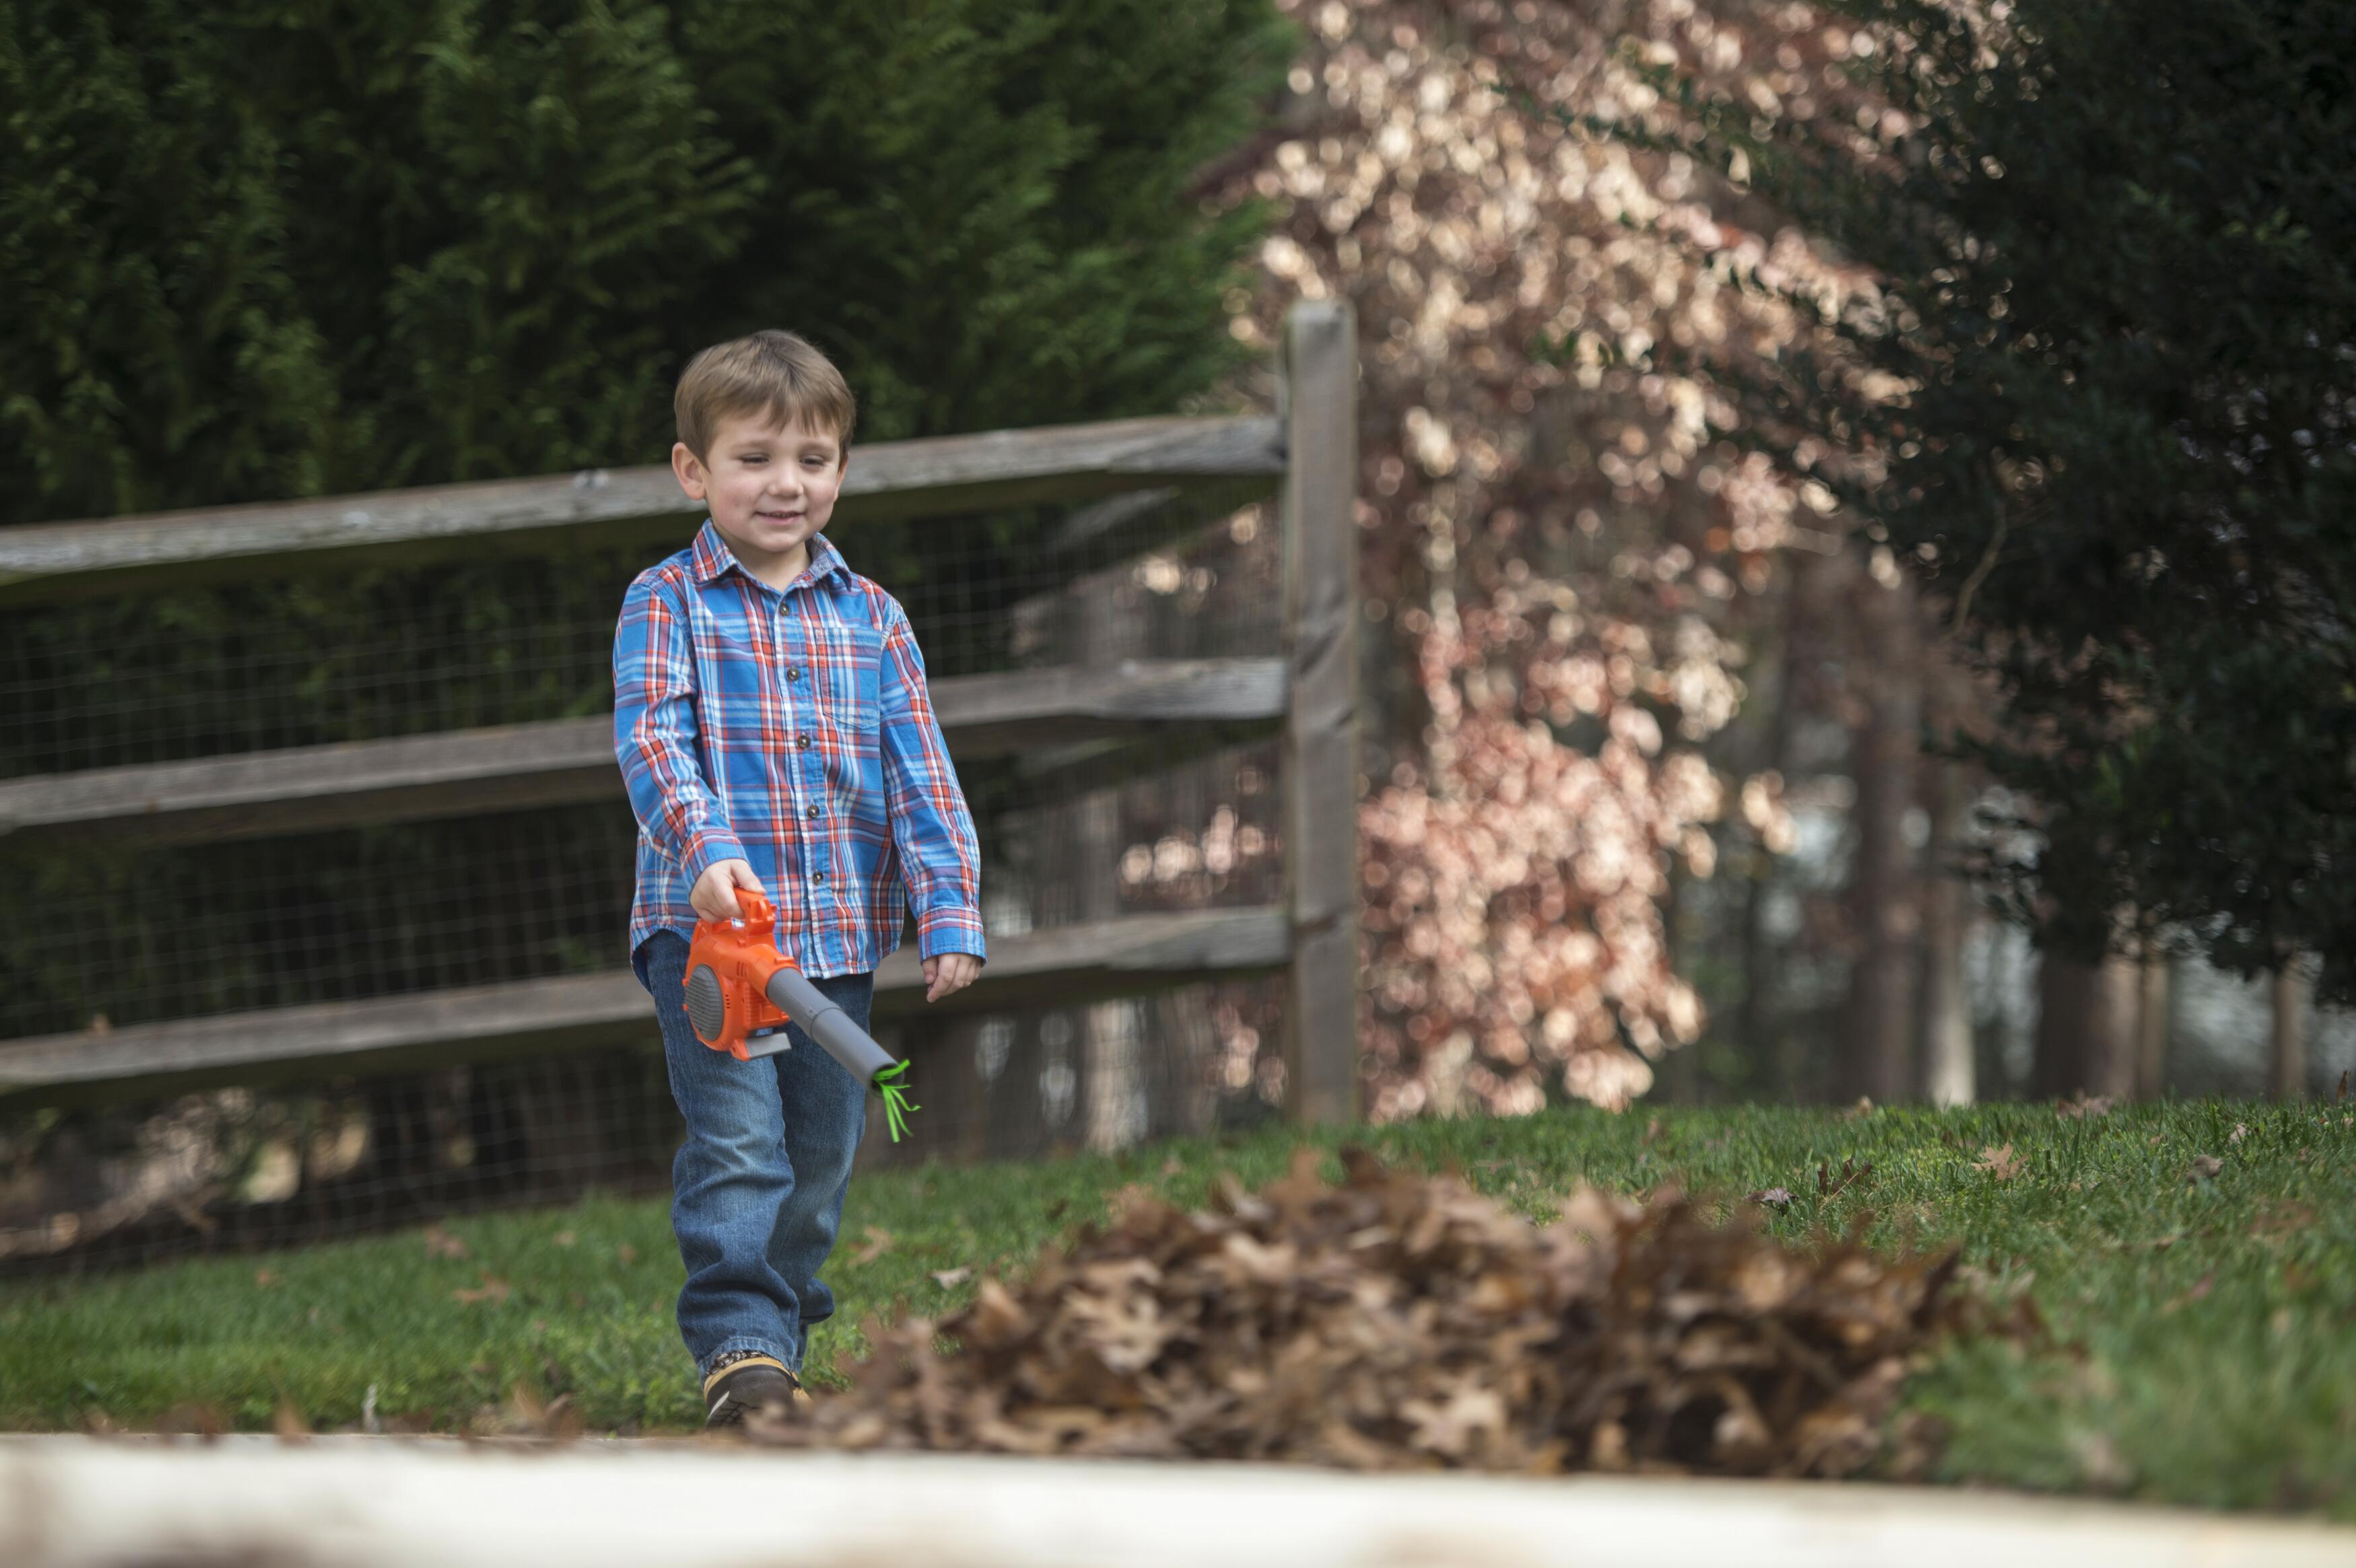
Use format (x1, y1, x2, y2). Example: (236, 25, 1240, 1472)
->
(689, 520, 849, 593)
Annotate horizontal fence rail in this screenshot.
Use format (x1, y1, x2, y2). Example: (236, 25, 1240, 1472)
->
(0, 907, 1291, 1106)
(0, 658, 1288, 846)
(0, 416, 1284, 604)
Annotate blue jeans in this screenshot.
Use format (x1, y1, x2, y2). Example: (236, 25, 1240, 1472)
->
(633, 930, 873, 1379)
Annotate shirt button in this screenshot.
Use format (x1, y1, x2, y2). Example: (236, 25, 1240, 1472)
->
(813, 871, 827, 885)
(805, 805, 819, 820)
(786, 667, 801, 683)
(797, 734, 812, 751)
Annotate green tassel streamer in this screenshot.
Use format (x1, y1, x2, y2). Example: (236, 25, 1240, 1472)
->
(874, 1059, 920, 1143)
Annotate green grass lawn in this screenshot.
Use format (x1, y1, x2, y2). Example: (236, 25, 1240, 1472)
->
(2, 1100, 2351, 1515)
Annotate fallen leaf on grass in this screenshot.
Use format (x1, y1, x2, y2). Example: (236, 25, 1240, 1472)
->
(2069, 1428, 2134, 1490)
(2186, 1155, 2224, 1182)
(931, 1267, 974, 1289)
(1886, 1411, 1950, 1482)
(2250, 1200, 2317, 1238)
(1975, 1144, 2027, 1181)
(552, 1230, 576, 1248)
(254, 1268, 281, 1288)
(1747, 1188, 1794, 1210)
(1159, 1157, 1185, 1178)
(1817, 1158, 1873, 1201)
(159, 1402, 226, 1438)
(852, 1226, 893, 1266)
(271, 1403, 310, 1443)
(2056, 1093, 2115, 1119)
(2227, 1123, 2250, 1145)
(502, 1382, 585, 1440)
(2160, 1272, 2215, 1315)
(453, 1272, 512, 1305)
(1841, 1096, 1875, 1120)
(423, 1225, 469, 1261)
(2097, 1225, 2182, 1253)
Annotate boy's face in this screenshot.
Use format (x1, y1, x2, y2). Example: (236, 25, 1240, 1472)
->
(671, 410, 848, 572)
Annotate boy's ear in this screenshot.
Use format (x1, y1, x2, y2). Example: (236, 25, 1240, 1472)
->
(671, 441, 710, 500)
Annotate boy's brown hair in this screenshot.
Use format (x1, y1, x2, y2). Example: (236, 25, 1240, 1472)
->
(673, 329, 857, 460)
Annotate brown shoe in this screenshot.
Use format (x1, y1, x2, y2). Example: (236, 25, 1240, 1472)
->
(702, 1356, 801, 1429)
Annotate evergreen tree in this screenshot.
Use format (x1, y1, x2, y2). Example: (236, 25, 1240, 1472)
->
(1, 1, 340, 520)
(0, 0, 1291, 523)
(1616, 0, 2356, 995)
(673, 0, 1289, 441)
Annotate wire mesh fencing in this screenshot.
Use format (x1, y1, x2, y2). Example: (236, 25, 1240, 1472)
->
(0, 471, 1300, 1272)
(0, 1049, 679, 1274)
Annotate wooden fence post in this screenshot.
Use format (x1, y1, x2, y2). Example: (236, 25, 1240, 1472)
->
(1279, 301, 1361, 1125)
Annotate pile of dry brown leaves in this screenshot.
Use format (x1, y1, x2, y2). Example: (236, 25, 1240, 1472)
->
(753, 1149, 2019, 1478)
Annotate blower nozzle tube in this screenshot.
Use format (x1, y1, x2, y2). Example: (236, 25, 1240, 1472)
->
(755, 967, 897, 1084)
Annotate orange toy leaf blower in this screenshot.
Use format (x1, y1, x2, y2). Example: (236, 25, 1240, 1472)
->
(681, 890, 919, 1140)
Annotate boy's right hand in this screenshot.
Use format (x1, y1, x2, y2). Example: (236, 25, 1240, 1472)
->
(690, 858, 766, 922)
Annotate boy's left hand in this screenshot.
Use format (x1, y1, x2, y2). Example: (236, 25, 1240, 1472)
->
(922, 953, 981, 1002)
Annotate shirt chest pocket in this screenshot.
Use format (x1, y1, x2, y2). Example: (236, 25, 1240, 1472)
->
(798, 609, 883, 734)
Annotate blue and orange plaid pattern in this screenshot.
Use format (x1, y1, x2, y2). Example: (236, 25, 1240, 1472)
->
(613, 522, 986, 976)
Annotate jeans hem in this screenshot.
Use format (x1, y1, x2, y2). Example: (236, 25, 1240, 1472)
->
(698, 1336, 796, 1382)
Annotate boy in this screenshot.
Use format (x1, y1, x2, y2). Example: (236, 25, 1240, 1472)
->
(613, 329, 985, 1427)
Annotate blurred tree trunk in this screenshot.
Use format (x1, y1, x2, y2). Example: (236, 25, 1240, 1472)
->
(1741, 561, 1804, 1099)
(2032, 941, 2139, 1101)
(1660, 862, 1697, 1103)
(985, 1019, 1054, 1160)
(1146, 986, 1219, 1138)
(1918, 759, 1975, 1107)
(1844, 559, 1921, 1103)
(2133, 946, 2170, 1101)
(2270, 953, 2312, 1100)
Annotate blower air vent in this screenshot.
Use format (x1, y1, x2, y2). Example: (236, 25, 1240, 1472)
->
(684, 963, 727, 1046)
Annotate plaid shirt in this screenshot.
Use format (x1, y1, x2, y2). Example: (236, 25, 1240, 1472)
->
(613, 522, 986, 976)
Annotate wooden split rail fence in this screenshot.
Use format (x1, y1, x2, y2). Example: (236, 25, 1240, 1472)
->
(0, 304, 1362, 1125)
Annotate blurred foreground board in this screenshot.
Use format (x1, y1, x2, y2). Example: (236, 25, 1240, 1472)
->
(1, 1441, 2350, 1568)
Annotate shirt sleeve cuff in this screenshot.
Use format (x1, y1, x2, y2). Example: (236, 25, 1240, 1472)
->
(915, 908, 987, 965)
(682, 827, 749, 892)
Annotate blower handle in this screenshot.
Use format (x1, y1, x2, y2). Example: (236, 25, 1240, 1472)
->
(727, 887, 777, 928)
